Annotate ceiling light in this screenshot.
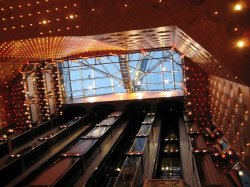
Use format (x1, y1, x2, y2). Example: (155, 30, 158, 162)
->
(234, 3, 242, 11)
(236, 40, 245, 48)
(239, 171, 244, 176)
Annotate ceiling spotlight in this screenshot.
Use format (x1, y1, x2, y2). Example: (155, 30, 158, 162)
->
(236, 40, 245, 48)
(239, 171, 244, 176)
(42, 20, 47, 24)
(226, 21, 245, 38)
(207, 5, 224, 22)
(234, 3, 242, 11)
(151, 0, 168, 7)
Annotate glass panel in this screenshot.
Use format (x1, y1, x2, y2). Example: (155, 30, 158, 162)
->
(95, 87, 112, 95)
(61, 49, 183, 101)
(175, 83, 182, 90)
(70, 70, 81, 80)
(115, 157, 141, 187)
(97, 117, 117, 126)
(109, 56, 119, 62)
(87, 58, 96, 65)
(65, 139, 97, 155)
(163, 73, 173, 82)
(174, 72, 183, 82)
(163, 61, 173, 71)
(173, 62, 181, 71)
(136, 84, 147, 91)
(71, 81, 83, 91)
(95, 78, 111, 88)
(151, 61, 161, 72)
(137, 125, 152, 137)
(148, 83, 163, 91)
(85, 89, 94, 97)
(143, 113, 155, 124)
(82, 69, 92, 79)
(84, 80, 94, 89)
(114, 86, 126, 93)
(93, 64, 107, 73)
(73, 91, 84, 98)
(94, 71, 104, 78)
(164, 83, 174, 90)
(82, 127, 110, 139)
(147, 73, 162, 84)
(160, 157, 181, 178)
(128, 137, 147, 153)
(104, 64, 117, 74)
(69, 61, 80, 68)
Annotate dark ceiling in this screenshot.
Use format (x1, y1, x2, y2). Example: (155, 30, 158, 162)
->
(0, 0, 250, 90)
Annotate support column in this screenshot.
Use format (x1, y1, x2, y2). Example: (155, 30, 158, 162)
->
(179, 118, 201, 187)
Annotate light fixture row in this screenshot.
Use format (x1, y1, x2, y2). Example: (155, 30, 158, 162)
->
(0, 2, 77, 11)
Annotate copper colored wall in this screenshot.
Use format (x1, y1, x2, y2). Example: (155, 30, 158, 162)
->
(0, 74, 29, 129)
(209, 76, 250, 167)
(185, 59, 211, 125)
(0, 91, 8, 128)
(7, 75, 28, 128)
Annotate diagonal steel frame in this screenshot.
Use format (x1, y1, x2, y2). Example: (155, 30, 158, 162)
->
(132, 51, 176, 84)
(77, 59, 122, 82)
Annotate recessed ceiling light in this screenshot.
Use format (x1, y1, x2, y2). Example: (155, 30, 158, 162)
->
(234, 3, 242, 11)
(236, 40, 245, 48)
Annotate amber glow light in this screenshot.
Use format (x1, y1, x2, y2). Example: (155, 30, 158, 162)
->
(234, 4, 242, 11)
(236, 40, 245, 48)
(0, 37, 126, 59)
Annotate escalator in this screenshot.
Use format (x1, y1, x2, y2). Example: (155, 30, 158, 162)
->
(85, 103, 149, 187)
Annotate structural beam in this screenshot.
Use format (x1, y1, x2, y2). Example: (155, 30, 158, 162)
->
(118, 55, 132, 93)
(78, 59, 122, 82)
(134, 56, 149, 91)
